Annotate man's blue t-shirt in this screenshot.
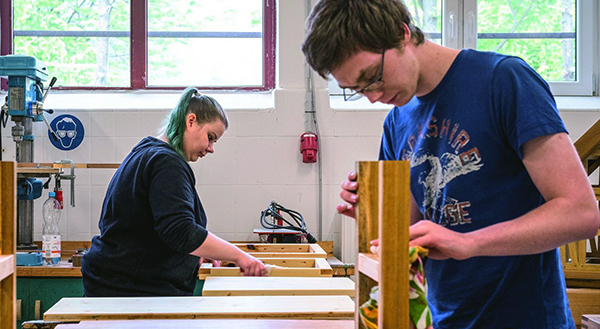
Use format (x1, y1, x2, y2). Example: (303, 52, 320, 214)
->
(82, 136, 208, 296)
(379, 49, 573, 329)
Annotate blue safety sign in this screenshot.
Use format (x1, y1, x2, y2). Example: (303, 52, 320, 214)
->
(48, 114, 85, 150)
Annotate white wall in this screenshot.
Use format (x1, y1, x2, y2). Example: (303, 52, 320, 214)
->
(1, 0, 599, 261)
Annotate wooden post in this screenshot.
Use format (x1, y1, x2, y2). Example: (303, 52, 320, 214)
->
(1, 161, 17, 329)
(355, 161, 411, 329)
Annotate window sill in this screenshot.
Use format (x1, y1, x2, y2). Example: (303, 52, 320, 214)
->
(18, 90, 276, 111)
(329, 95, 600, 112)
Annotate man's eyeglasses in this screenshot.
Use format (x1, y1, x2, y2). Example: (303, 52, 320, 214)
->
(343, 49, 386, 101)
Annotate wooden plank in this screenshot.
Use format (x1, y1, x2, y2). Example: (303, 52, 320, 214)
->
(314, 258, 334, 276)
(1, 161, 17, 329)
(0, 255, 15, 281)
(574, 119, 600, 161)
(202, 277, 355, 297)
(378, 161, 410, 329)
(199, 257, 333, 279)
(567, 288, 600, 327)
(317, 241, 334, 255)
(17, 264, 82, 277)
(44, 296, 355, 321)
(582, 315, 600, 329)
(55, 319, 355, 329)
(327, 256, 355, 277)
(199, 267, 326, 279)
(234, 244, 311, 252)
(355, 161, 380, 329)
(357, 253, 378, 282)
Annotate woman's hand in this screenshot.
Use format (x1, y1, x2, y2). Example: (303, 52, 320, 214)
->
(337, 171, 358, 218)
(199, 258, 221, 267)
(235, 253, 267, 276)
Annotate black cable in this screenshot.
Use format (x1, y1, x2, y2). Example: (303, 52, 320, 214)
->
(260, 200, 317, 243)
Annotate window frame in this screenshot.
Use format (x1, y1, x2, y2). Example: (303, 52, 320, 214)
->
(0, 0, 276, 91)
(329, 0, 597, 97)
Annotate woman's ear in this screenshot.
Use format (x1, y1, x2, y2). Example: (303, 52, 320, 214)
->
(186, 113, 196, 128)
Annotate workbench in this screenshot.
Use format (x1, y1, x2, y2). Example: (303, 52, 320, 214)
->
(44, 296, 355, 321)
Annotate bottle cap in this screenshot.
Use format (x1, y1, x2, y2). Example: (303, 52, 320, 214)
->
(49, 191, 55, 197)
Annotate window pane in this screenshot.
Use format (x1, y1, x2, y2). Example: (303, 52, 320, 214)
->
(13, 0, 130, 87)
(404, 0, 442, 44)
(147, 0, 263, 87)
(477, 0, 576, 82)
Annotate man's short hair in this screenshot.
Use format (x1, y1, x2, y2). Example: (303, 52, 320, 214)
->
(302, 0, 425, 79)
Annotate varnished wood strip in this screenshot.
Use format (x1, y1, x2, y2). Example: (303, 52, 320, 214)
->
(1, 161, 17, 329)
(378, 161, 410, 329)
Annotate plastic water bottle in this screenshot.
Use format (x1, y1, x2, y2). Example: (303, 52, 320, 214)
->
(42, 191, 61, 266)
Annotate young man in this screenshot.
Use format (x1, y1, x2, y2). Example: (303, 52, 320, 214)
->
(302, 0, 600, 328)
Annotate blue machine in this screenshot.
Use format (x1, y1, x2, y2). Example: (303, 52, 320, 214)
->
(0, 55, 49, 122)
(0, 55, 58, 250)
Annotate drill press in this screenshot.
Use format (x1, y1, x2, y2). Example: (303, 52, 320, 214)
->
(0, 55, 58, 250)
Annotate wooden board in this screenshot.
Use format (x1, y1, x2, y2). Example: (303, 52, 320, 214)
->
(55, 319, 355, 329)
(202, 277, 355, 297)
(44, 296, 355, 321)
(582, 314, 600, 329)
(17, 264, 82, 277)
(567, 288, 600, 327)
(232, 243, 327, 258)
(1, 161, 17, 329)
(199, 258, 333, 279)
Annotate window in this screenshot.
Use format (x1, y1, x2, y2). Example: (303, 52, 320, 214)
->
(330, 0, 595, 97)
(1, 0, 276, 90)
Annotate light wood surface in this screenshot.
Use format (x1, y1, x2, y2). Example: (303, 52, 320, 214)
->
(1, 161, 17, 329)
(233, 243, 327, 258)
(567, 288, 600, 327)
(202, 277, 355, 297)
(44, 296, 355, 321)
(0, 255, 15, 281)
(357, 253, 378, 282)
(55, 319, 355, 329)
(199, 257, 333, 279)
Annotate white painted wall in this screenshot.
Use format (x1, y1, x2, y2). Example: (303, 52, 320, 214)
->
(1, 0, 599, 262)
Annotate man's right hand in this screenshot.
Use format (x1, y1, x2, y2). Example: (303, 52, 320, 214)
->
(336, 171, 358, 218)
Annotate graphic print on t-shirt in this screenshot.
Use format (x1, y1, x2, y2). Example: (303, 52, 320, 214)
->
(400, 116, 483, 227)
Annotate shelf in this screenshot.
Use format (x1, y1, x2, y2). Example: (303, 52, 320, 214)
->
(0, 255, 15, 281)
(357, 253, 379, 282)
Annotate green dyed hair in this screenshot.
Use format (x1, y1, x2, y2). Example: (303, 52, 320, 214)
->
(163, 87, 229, 158)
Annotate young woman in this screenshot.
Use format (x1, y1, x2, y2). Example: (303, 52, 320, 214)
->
(82, 87, 265, 297)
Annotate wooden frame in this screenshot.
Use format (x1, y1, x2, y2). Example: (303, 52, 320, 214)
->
(199, 258, 333, 279)
(355, 161, 411, 329)
(1, 161, 17, 329)
(561, 119, 600, 285)
(231, 243, 327, 259)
